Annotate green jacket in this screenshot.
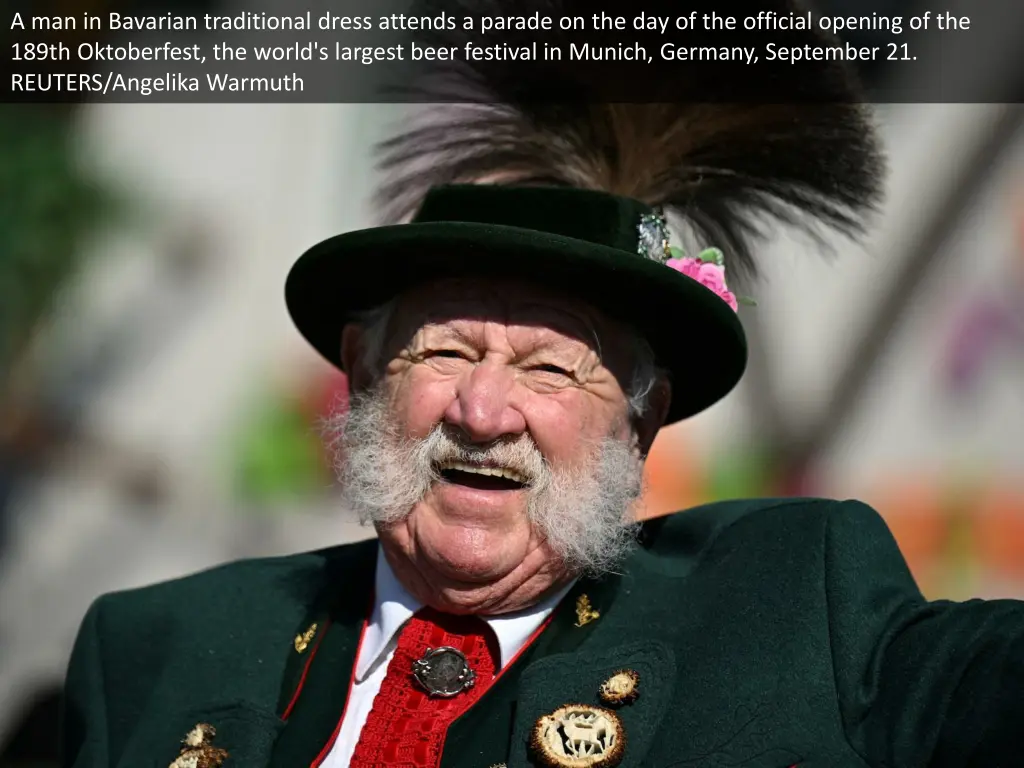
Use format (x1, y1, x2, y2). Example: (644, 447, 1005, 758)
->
(61, 498, 1024, 768)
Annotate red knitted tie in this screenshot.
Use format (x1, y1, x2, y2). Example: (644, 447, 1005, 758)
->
(349, 607, 500, 768)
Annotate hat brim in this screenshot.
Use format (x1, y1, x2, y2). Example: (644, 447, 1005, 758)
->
(285, 221, 747, 423)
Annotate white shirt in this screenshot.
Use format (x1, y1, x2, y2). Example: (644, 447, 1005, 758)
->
(320, 545, 573, 767)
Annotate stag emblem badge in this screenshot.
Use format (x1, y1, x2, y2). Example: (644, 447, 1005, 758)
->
(531, 704, 625, 768)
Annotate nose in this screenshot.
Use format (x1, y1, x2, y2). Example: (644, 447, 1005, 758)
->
(443, 360, 527, 443)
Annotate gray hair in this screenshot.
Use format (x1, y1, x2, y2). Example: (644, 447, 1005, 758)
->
(350, 299, 663, 419)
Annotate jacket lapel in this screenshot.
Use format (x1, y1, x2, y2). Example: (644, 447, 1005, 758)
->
(508, 568, 675, 768)
(440, 573, 628, 768)
(266, 540, 376, 768)
(112, 543, 371, 768)
(508, 640, 676, 768)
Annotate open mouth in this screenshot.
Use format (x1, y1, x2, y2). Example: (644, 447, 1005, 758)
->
(436, 461, 528, 491)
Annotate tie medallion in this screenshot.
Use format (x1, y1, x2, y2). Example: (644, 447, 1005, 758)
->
(412, 646, 476, 697)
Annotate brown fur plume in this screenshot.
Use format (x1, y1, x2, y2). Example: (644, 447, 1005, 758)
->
(374, 0, 887, 276)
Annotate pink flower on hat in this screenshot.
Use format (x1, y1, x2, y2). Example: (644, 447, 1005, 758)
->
(666, 256, 739, 312)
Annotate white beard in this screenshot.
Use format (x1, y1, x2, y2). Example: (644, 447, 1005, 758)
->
(325, 385, 646, 575)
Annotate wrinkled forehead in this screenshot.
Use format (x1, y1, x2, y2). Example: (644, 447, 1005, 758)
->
(391, 278, 620, 350)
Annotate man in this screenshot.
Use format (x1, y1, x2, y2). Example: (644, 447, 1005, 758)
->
(62, 1, 1024, 766)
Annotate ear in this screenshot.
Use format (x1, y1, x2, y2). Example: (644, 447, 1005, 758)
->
(634, 377, 671, 456)
(341, 323, 374, 394)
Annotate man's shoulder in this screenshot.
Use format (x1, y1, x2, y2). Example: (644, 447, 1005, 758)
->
(643, 495, 867, 538)
(635, 496, 889, 569)
(90, 536, 378, 626)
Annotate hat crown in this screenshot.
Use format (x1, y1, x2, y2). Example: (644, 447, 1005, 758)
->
(414, 185, 653, 254)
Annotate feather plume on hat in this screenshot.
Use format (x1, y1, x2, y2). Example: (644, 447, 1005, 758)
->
(373, 0, 886, 277)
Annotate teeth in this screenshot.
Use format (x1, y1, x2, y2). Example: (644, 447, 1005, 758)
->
(438, 461, 527, 484)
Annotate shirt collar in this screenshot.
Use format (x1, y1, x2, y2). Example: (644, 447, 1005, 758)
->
(355, 544, 574, 681)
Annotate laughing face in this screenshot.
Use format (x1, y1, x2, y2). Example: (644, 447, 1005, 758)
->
(333, 278, 670, 615)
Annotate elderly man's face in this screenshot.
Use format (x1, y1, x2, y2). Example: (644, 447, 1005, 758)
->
(338, 279, 668, 614)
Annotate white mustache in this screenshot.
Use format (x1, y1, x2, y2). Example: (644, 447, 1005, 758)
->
(419, 426, 547, 486)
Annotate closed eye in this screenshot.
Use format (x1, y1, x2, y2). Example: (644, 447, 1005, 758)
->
(418, 349, 472, 366)
(535, 364, 571, 376)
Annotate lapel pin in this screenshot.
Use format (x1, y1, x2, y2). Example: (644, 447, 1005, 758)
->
(574, 594, 600, 627)
(531, 704, 625, 768)
(168, 723, 228, 768)
(294, 622, 318, 653)
(598, 670, 640, 706)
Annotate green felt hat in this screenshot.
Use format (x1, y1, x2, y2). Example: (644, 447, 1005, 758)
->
(286, 183, 747, 424)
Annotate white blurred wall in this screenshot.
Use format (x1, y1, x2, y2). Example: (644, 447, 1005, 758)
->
(687, 104, 1024, 490)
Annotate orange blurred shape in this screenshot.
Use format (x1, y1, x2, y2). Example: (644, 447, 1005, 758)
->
(638, 425, 705, 520)
(975, 485, 1024, 579)
(863, 479, 947, 584)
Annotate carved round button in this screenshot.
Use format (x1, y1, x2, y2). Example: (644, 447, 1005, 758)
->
(531, 704, 625, 768)
(598, 670, 640, 706)
(411, 646, 476, 697)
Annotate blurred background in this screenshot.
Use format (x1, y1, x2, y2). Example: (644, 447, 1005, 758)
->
(2, 0, 1023, 764)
